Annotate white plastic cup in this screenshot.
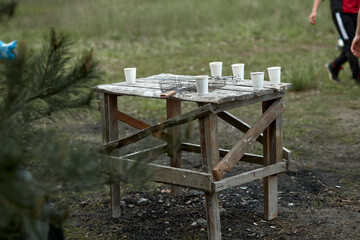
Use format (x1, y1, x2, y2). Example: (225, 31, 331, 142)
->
(267, 66, 281, 84)
(209, 62, 223, 77)
(250, 72, 264, 91)
(124, 68, 136, 85)
(195, 75, 209, 96)
(231, 63, 245, 80)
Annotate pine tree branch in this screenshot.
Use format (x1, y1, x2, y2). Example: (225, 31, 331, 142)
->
(40, 29, 65, 88)
(0, 42, 96, 127)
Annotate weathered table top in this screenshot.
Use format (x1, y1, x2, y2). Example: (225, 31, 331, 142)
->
(94, 73, 292, 104)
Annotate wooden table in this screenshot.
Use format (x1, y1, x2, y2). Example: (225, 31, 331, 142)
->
(95, 74, 291, 240)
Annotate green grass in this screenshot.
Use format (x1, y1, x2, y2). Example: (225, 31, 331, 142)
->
(3, 0, 360, 238)
(1, 0, 341, 95)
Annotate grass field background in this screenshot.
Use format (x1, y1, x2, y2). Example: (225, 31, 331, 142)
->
(0, 0, 341, 82)
(2, 0, 359, 238)
(0, 0, 353, 89)
(2, 0, 356, 141)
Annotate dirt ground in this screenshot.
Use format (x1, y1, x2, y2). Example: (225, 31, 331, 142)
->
(62, 104, 360, 240)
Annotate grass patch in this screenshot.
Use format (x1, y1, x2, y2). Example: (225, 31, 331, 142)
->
(286, 65, 319, 91)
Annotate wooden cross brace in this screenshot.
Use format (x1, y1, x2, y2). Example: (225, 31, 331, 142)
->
(116, 110, 169, 141)
(100, 103, 213, 153)
(212, 98, 286, 181)
(217, 111, 291, 162)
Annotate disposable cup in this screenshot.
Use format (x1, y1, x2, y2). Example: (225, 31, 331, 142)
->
(124, 68, 136, 85)
(209, 62, 223, 77)
(250, 72, 264, 91)
(231, 63, 245, 80)
(195, 75, 209, 96)
(267, 66, 281, 84)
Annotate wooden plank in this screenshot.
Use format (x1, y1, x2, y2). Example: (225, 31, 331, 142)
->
(96, 76, 292, 92)
(228, 79, 292, 91)
(94, 83, 253, 104)
(133, 80, 257, 102)
(132, 79, 267, 95)
(218, 111, 254, 133)
(180, 142, 263, 165)
(101, 103, 213, 153)
(177, 89, 254, 104)
(284, 148, 291, 168)
(218, 111, 291, 161)
(157, 79, 291, 93)
(220, 84, 268, 93)
(263, 99, 283, 220)
(212, 162, 286, 192)
(120, 144, 168, 160)
(153, 167, 211, 192)
(106, 157, 212, 192)
(166, 99, 182, 196)
(198, 103, 222, 240)
(198, 103, 220, 172)
(212, 92, 285, 113)
(95, 84, 284, 105)
(94, 84, 162, 98)
(205, 192, 222, 240)
(100, 93, 109, 143)
(203, 112, 220, 169)
(212, 99, 286, 181)
(264, 176, 278, 220)
(100, 93, 121, 218)
(117, 110, 169, 141)
(136, 74, 291, 90)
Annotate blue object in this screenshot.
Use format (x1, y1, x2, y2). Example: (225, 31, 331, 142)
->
(0, 40, 17, 59)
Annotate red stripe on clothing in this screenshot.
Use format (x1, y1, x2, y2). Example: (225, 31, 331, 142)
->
(342, 0, 360, 13)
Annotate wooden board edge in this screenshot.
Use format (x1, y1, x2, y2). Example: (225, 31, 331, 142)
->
(180, 142, 264, 165)
(212, 162, 286, 192)
(106, 157, 212, 192)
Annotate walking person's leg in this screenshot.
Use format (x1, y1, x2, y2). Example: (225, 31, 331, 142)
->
(326, 49, 346, 82)
(326, 12, 349, 82)
(331, 12, 360, 83)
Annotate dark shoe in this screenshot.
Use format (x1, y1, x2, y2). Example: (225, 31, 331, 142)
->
(353, 74, 360, 84)
(325, 62, 341, 82)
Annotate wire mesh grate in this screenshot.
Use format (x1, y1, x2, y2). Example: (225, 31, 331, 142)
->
(159, 76, 231, 94)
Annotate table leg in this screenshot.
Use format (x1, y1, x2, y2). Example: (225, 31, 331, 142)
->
(198, 103, 221, 240)
(262, 98, 283, 220)
(166, 99, 182, 196)
(100, 93, 121, 218)
(205, 192, 221, 240)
